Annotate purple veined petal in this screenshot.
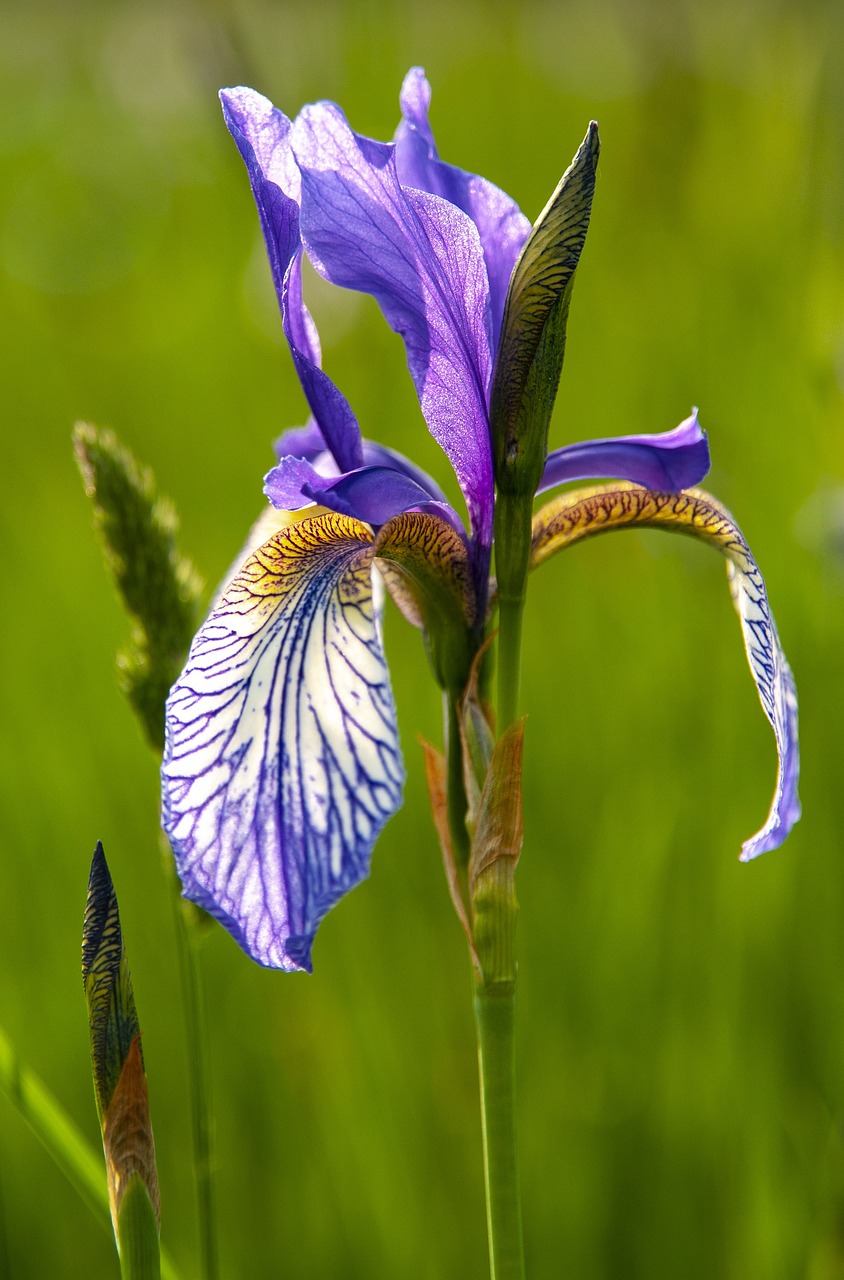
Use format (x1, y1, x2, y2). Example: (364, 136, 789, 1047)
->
(728, 562, 801, 861)
(529, 483, 801, 860)
(281, 253, 364, 471)
(291, 101, 495, 558)
(221, 87, 301, 286)
(360, 440, 450, 506)
(265, 454, 331, 510)
(273, 419, 327, 463)
(266, 458, 466, 541)
(272, 426, 450, 506)
(304, 465, 464, 530)
(162, 513, 404, 971)
(394, 68, 531, 347)
(221, 88, 363, 473)
(538, 411, 710, 495)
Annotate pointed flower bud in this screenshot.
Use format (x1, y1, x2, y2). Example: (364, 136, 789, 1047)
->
(490, 123, 600, 500)
(83, 843, 161, 1264)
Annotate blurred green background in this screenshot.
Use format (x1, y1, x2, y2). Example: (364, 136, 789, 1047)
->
(1, 0, 843, 1276)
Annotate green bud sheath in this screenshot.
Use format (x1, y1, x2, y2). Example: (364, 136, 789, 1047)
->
(490, 124, 599, 726)
(489, 122, 600, 501)
(83, 843, 161, 1273)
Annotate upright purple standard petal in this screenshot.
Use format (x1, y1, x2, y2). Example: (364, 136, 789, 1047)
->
(221, 87, 363, 472)
(291, 102, 495, 568)
(395, 67, 531, 345)
(539, 411, 710, 494)
(282, 254, 363, 471)
(162, 514, 404, 971)
(220, 87, 301, 289)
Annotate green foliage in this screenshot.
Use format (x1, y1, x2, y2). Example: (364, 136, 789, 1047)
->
(73, 424, 202, 752)
(1, 3, 842, 1277)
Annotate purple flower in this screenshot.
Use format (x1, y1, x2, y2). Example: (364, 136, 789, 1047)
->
(218, 74, 709, 603)
(160, 71, 798, 972)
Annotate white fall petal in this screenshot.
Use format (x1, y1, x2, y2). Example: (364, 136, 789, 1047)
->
(162, 512, 404, 971)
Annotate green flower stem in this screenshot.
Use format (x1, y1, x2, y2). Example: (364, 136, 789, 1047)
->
(117, 1176, 161, 1280)
(0, 1023, 181, 1280)
(474, 982, 525, 1280)
(494, 490, 532, 730)
(445, 690, 471, 868)
(497, 596, 525, 732)
(472, 851, 524, 1280)
(167, 857, 219, 1280)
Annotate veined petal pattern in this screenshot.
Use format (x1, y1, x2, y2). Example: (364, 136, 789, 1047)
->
(529, 484, 800, 860)
(162, 513, 404, 971)
(395, 67, 531, 343)
(292, 102, 495, 558)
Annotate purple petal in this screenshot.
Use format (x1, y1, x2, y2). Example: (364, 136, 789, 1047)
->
(395, 68, 531, 346)
(302, 466, 455, 527)
(273, 419, 327, 463)
(360, 440, 450, 506)
(529, 482, 800, 860)
(264, 455, 331, 510)
(162, 514, 404, 971)
(282, 254, 363, 471)
(266, 456, 465, 536)
(538, 411, 710, 495)
(220, 87, 301, 290)
(221, 87, 363, 472)
(725, 552, 801, 860)
(291, 101, 495, 557)
(271, 426, 450, 507)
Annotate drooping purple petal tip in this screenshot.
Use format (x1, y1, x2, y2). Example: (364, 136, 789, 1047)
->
(737, 613, 801, 862)
(539, 410, 710, 495)
(221, 88, 363, 475)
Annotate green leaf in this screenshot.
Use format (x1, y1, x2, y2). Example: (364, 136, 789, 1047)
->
(489, 122, 600, 499)
(73, 422, 203, 751)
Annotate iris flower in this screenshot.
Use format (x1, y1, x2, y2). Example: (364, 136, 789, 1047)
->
(161, 69, 799, 971)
